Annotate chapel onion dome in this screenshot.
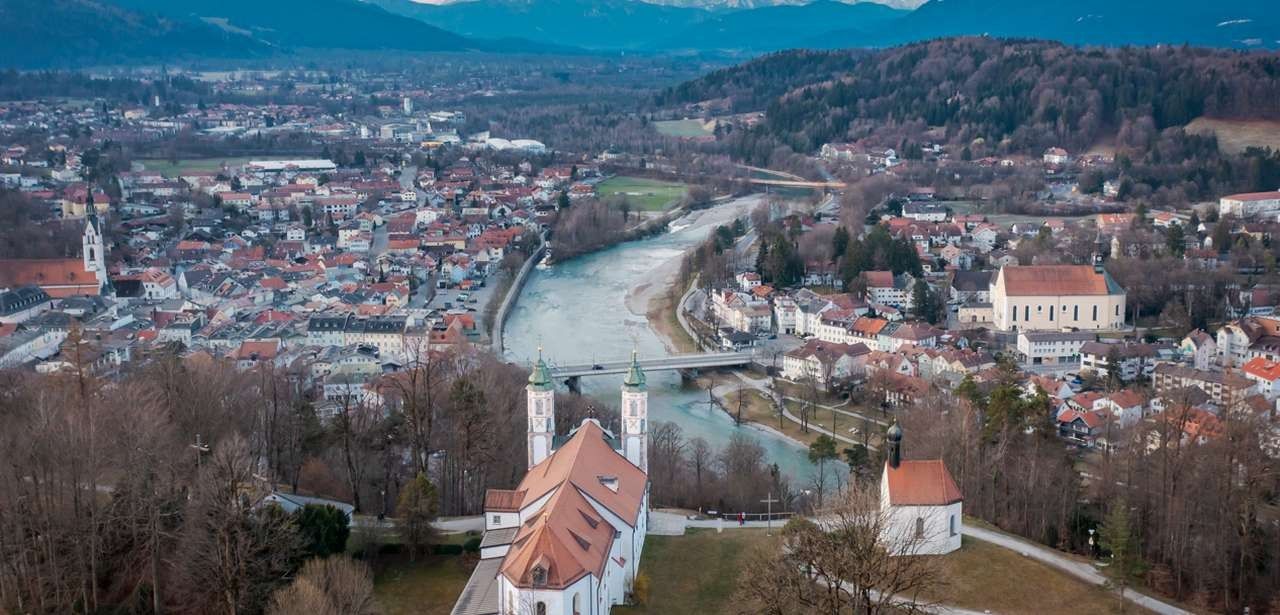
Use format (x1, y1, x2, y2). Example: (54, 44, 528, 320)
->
(887, 422, 903, 443)
(623, 350, 646, 391)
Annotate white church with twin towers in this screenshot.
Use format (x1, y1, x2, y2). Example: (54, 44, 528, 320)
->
(451, 350, 651, 615)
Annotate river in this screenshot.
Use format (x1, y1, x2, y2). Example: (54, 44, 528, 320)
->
(502, 197, 816, 479)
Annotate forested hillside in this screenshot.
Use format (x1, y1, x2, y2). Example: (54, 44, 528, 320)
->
(664, 38, 1280, 157)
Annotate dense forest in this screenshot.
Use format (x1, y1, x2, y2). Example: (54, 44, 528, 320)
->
(663, 38, 1280, 159)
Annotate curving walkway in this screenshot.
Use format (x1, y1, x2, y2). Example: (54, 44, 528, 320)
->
(961, 525, 1193, 615)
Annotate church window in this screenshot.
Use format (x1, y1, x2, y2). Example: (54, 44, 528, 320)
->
(1093, 305, 1098, 320)
(531, 566, 547, 587)
(573, 594, 581, 615)
(536, 603, 546, 615)
(950, 515, 957, 537)
(1073, 305, 1079, 320)
(1024, 306, 1030, 321)
(1049, 305, 1054, 321)
(492, 514, 501, 524)
(915, 517, 925, 538)
(1011, 305, 1017, 322)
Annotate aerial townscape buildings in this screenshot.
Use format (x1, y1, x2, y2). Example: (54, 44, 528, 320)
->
(5, 31, 1280, 615)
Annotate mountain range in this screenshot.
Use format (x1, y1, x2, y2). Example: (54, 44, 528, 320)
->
(808, 0, 1280, 49)
(368, 0, 906, 52)
(2, 0, 1276, 69)
(381, 0, 1280, 51)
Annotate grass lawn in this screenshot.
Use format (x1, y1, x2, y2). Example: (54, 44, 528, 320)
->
(373, 553, 477, 615)
(614, 529, 773, 615)
(654, 118, 715, 138)
(597, 176, 688, 211)
(138, 156, 295, 177)
(928, 536, 1152, 614)
(1185, 117, 1280, 155)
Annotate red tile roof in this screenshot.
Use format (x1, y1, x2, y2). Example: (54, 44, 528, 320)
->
(999, 265, 1111, 296)
(1243, 356, 1280, 382)
(884, 460, 963, 506)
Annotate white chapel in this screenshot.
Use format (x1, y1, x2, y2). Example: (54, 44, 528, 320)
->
(880, 423, 964, 555)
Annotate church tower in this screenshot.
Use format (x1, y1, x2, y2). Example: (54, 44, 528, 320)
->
(527, 349, 555, 469)
(620, 351, 648, 474)
(82, 195, 107, 289)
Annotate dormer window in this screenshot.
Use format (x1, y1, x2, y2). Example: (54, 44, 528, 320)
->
(531, 565, 547, 587)
(598, 475, 619, 493)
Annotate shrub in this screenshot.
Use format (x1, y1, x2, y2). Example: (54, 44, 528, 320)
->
(293, 504, 351, 558)
(463, 537, 482, 553)
(630, 571, 651, 606)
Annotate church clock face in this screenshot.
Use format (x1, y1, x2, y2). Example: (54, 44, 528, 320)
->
(625, 418, 640, 432)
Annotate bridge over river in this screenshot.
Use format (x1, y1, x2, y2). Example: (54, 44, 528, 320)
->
(548, 352, 755, 391)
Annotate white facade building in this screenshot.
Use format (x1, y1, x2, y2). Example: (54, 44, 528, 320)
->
(453, 353, 650, 615)
(879, 425, 963, 556)
(1219, 191, 1280, 219)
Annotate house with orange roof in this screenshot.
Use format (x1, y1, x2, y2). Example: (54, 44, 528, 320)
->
(452, 354, 650, 615)
(1242, 356, 1280, 399)
(232, 338, 282, 370)
(1097, 388, 1147, 427)
(1057, 407, 1105, 447)
(880, 424, 962, 555)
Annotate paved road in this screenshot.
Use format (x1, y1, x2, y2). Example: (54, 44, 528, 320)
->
(434, 516, 486, 534)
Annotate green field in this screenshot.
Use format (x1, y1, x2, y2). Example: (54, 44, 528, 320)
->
(654, 118, 715, 138)
(138, 156, 295, 177)
(597, 176, 688, 211)
(373, 554, 476, 615)
(614, 529, 770, 615)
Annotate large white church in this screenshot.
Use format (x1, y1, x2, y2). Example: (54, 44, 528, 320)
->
(451, 351, 650, 615)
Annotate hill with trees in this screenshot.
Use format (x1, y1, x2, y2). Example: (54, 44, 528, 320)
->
(0, 0, 269, 68)
(663, 38, 1280, 159)
(0, 0, 562, 68)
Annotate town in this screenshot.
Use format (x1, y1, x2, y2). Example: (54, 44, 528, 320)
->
(3, 31, 1280, 615)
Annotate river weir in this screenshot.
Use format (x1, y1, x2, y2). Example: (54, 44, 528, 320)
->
(502, 196, 816, 479)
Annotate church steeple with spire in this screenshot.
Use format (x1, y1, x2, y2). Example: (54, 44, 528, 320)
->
(82, 191, 108, 291)
(526, 347, 555, 468)
(620, 350, 648, 473)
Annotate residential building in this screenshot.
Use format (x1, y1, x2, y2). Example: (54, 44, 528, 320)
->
(863, 271, 912, 309)
(781, 340, 871, 390)
(1153, 364, 1255, 409)
(1056, 407, 1105, 447)
(1080, 341, 1171, 381)
(1179, 329, 1218, 370)
(0, 286, 52, 324)
(1217, 316, 1280, 367)
(1242, 357, 1280, 399)
(1016, 330, 1094, 367)
(1219, 191, 1280, 219)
